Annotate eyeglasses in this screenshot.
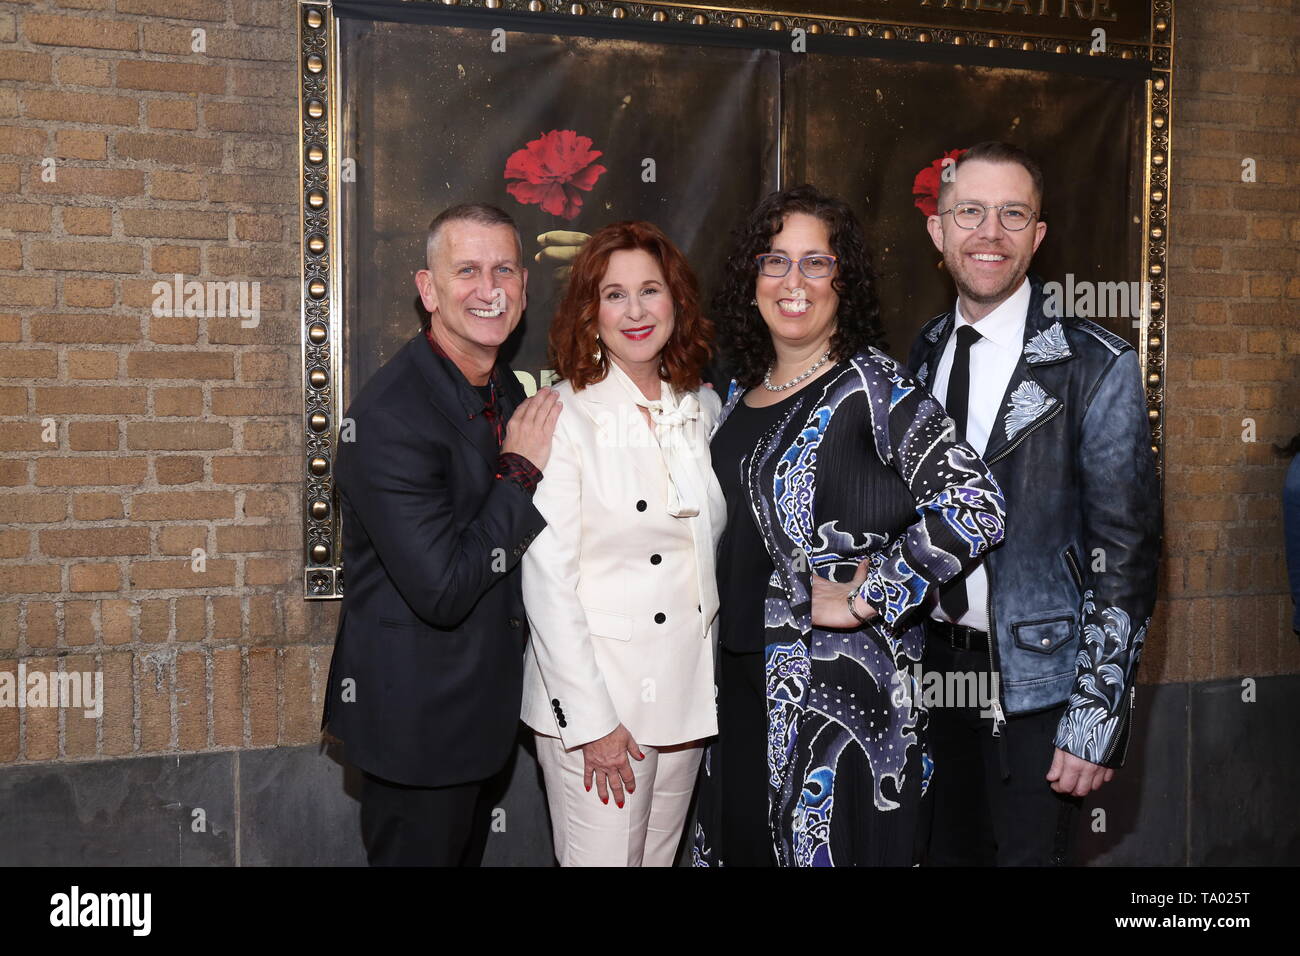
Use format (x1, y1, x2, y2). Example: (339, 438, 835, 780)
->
(754, 253, 838, 279)
(938, 201, 1037, 231)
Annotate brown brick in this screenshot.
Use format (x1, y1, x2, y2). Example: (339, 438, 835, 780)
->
(0, 201, 50, 231)
(239, 350, 289, 382)
(68, 420, 119, 451)
(62, 205, 112, 235)
(153, 386, 203, 417)
(0, 314, 19, 343)
(0, 384, 27, 415)
(117, 60, 225, 96)
(70, 562, 121, 592)
(148, 170, 200, 201)
(118, 0, 226, 22)
(150, 244, 199, 274)
(246, 556, 294, 586)
(126, 422, 232, 452)
(100, 598, 132, 645)
(207, 173, 292, 205)
(158, 523, 206, 556)
(130, 490, 234, 520)
(26, 602, 59, 650)
(211, 387, 294, 416)
(63, 278, 116, 307)
(28, 165, 144, 198)
(0, 423, 48, 452)
(72, 491, 123, 520)
(67, 349, 118, 379)
(138, 598, 168, 642)
(22, 90, 138, 126)
(0, 603, 18, 652)
(41, 526, 148, 557)
(0, 529, 27, 558)
(130, 559, 235, 590)
(0, 566, 61, 594)
(155, 455, 203, 484)
(29, 241, 142, 274)
(0, 277, 56, 306)
(175, 650, 207, 750)
(56, 54, 113, 88)
(0, 459, 28, 486)
(145, 98, 197, 131)
(138, 649, 172, 751)
(212, 646, 242, 746)
(127, 351, 234, 381)
(247, 645, 276, 745)
(0, 348, 57, 378)
(216, 522, 294, 554)
(174, 595, 205, 642)
(211, 455, 295, 485)
(242, 421, 291, 451)
(281, 644, 314, 744)
(35, 385, 146, 414)
(24, 14, 139, 51)
(22, 655, 60, 759)
(230, 64, 292, 99)
(0, 124, 47, 156)
(115, 131, 221, 166)
(0, 661, 16, 761)
(62, 653, 99, 757)
(35, 455, 146, 486)
(100, 651, 133, 754)
(147, 313, 198, 344)
(211, 594, 241, 640)
(3, 493, 67, 523)
(55, 129, 106, 161)
(141, 24, 194, 57)
(0, 51, 52, 83)
(64, 599, 96, 646)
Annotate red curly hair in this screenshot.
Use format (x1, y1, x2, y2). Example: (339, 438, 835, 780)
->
(548, 220, 713, 392)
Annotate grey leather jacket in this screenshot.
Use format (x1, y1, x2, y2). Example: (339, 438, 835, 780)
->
(908, 274, 1162, 768)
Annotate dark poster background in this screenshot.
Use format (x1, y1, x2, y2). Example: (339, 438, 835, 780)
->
(339, 18, 780, 404)
(783, 55, 1143, 353)
(330, 12, 1146, 865)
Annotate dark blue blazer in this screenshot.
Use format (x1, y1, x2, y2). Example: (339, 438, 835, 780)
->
(322, 333, 546, 787)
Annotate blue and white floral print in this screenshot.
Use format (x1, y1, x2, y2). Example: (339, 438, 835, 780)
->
(1024, 320, 1072, 364)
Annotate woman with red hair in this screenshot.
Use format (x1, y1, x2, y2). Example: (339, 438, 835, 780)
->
(520, 221, 725, 866)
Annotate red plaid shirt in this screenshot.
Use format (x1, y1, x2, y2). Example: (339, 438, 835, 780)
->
(425, 327, 542, 494)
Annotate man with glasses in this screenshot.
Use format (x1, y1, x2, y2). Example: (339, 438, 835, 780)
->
(907, 141, 1161, 865)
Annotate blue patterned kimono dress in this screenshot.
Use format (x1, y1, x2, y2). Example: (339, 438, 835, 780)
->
(693, 348, 1007, 866)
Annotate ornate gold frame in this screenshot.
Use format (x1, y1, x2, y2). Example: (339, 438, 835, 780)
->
(297, 0, 1173, 599)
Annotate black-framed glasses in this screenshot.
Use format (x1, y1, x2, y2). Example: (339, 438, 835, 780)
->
(754, 253, 838, 278)
(938, 201, 1037, 231)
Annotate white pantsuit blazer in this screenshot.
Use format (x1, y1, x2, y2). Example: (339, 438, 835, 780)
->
(521, 365, 726, 750)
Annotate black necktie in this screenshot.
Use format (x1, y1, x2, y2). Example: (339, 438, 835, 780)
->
(939, 324, 982, 622)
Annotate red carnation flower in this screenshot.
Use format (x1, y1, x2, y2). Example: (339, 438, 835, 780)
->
(504, 130, 607, 221)
(912, 148, 968, 218)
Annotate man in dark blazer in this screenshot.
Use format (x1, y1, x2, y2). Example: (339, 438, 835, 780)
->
(908, 143, 1161, 865)
(322, 203, 561, 866)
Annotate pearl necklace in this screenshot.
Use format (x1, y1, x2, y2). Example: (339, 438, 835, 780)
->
(763, 348, 832, 392)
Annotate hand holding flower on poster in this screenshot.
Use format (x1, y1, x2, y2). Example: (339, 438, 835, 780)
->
(505, 129, 606, 280)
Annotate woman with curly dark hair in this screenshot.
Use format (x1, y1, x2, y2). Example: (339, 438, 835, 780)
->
(692, 184, 1007, 867)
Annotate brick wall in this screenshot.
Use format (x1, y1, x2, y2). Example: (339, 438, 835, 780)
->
(0, 0, 331, 764)
(0, 0, 1297, 767)
(1147, 0, 1300, 685)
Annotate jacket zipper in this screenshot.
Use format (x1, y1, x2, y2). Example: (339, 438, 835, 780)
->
(1101, 684, 1136, 766)
(979, 395, 1061, 737)
(983, 400, 1063, 467)
(984, 560, 1005, 737)
(1064, 546, 1084, 593)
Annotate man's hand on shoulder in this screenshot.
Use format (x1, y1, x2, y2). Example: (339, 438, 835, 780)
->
(503, 386, 562, 472)
(1047, 746, 1115, 797)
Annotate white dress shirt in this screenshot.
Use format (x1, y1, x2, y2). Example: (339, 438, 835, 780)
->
(928, 277, 1030, 632)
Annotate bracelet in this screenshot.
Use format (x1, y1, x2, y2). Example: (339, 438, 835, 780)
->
(846, 588, 872, 625)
